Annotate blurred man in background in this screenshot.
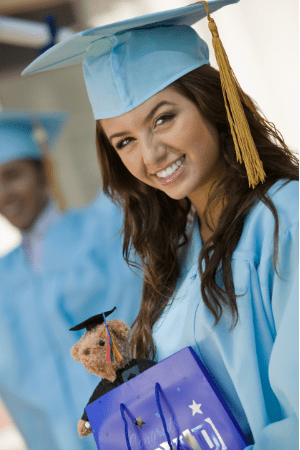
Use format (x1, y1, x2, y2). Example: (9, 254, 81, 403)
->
(0, 110, 143, 450)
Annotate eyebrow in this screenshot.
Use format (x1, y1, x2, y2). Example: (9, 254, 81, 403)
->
(143, 100, 176, 124)
(108, 100, 176, 143)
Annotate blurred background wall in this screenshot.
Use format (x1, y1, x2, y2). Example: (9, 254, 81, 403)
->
(0, 0, 298, 448)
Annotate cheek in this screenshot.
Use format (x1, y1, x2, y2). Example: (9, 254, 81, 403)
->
(12, 176, 35, 198)
(168, 116, 206, 154)
(188, 125, 220, 165)
(119, 152, 145, 180)
(22, 177, 46, 208)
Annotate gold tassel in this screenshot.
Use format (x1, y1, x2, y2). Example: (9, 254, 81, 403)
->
(32, 123, 67, 212)
(198, 1, 266, 188)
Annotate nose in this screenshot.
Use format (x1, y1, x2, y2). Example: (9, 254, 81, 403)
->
(140, 135, 167, 168)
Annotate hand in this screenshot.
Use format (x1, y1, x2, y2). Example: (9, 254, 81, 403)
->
(78, 419, 92, 437)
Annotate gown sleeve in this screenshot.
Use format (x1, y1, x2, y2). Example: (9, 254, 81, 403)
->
(245, 221, 299, 450)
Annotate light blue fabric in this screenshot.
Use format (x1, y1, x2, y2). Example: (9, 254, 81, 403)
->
(0, 193, 143, 450)
(153, 179, 299, 449)
(0, 110, 67, 164)
(22, 0, 238, 119)
(22, 201, 61, 273)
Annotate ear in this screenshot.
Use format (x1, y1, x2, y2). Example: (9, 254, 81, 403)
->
(108, 319, 131, 341)
(70, 342, 81, 362)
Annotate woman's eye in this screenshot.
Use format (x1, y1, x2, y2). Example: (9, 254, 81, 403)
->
(154, 114, 175, 127)
(116, 137, 133, 150)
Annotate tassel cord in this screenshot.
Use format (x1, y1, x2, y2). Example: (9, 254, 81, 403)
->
(199, 1, 266, 188)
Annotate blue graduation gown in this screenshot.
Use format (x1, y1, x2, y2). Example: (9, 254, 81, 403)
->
(153, 179, 299, 449)
(0, 194, 143, 450)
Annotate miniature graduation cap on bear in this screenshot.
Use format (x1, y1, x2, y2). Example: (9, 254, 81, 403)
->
(69, 306, 117, 332)
(22, 0, 265, 188)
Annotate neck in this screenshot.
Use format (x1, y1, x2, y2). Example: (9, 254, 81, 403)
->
(188, 168, 225, 243)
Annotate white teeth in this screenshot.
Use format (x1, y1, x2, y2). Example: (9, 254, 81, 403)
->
(158, 170, 168, 178)
(156, 157, 184, 179)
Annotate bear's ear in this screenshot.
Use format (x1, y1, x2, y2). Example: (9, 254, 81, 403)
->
(108, 319, 131, 341)
(70, 342, 81, 362)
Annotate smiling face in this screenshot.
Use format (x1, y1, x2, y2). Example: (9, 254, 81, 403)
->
(0, 159, 49, 231)
(101, 87, 223, 202)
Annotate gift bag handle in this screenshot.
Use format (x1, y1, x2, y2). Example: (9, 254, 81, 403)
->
(120, 403, 132, 450)
(155, 382, 180, 450)
(120, 384, 180, 450)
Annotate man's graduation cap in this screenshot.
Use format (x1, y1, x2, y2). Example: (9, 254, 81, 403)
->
(22, 0, 265, 188)
(0, 110, 66, 164)
(0, 109, 68, 210)
(69, 306, 117, 332)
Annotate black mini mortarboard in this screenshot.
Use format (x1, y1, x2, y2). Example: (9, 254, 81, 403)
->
(69, 307, 116, 332)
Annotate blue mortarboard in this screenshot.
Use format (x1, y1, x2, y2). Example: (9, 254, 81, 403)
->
(22, 0, 266, 188)
(22, 0, 238, 120)
(0, 110, 67, 165)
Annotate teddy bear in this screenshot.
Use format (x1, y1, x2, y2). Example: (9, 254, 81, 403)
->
(70, 307, 156, 438)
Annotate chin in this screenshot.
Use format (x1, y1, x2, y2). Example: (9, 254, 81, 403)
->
(159, 179, 201, 201)
(164, 191, 187, 201)
(15, 215, 36, 231)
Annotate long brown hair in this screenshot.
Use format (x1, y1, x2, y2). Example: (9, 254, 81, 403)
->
(96, 65, 298, 359)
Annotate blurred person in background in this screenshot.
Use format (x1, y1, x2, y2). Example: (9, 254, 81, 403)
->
(0, 110, 143, 450)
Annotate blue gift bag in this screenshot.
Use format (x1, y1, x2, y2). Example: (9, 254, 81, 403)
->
(86, 347, 248, 450)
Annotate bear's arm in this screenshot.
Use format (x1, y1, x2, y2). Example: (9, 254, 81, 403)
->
(81, 379, 116, 421)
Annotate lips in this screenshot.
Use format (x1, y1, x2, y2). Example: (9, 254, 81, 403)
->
(155, 156, 185, 186)
(156, 156, 184, 179)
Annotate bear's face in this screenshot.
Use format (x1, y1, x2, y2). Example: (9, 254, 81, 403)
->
(71, 319, 131, 381)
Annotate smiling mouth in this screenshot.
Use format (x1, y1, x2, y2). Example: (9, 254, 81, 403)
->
(155, 156, 185, 185)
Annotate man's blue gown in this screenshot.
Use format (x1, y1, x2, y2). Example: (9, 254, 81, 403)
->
(0, 194, 143, 450)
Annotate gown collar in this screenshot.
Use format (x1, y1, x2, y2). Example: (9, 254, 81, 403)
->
(22, 201, 60, 240)
(180, 213, 202, 276)
(21, 201, 61, 272)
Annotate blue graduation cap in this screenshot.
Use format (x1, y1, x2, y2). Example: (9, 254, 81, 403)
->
(0, 109, 68, 210)
(22, 0, 266, 188)
(0, 110, 67, 165)
(22, 0, 238, 120)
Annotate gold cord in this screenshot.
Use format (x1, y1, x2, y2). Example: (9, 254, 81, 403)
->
(32, 123, 66, 211)
(199, 1, 266, 188)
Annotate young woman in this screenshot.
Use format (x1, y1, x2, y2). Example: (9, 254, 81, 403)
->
(0, 111, 143, 450)
(22, 0, 298, 448)
(98, 63, 299, 448)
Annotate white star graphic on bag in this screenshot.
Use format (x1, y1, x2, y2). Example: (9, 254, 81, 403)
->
(189, 400, 203, 416)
